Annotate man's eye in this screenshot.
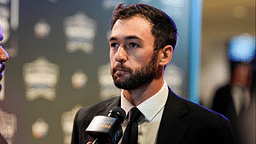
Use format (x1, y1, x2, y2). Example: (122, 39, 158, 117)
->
(129, 43, 138, 48)
(111, 43, 119, 48)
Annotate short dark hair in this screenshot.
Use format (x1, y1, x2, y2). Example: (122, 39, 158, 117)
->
(110, 3, 178, 51)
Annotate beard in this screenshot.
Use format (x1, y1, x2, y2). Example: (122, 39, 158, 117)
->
(111, 52, 158, 90)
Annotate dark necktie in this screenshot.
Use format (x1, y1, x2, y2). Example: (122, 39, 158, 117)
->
(122, 107, 142, 144)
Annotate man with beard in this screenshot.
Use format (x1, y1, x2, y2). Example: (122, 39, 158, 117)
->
(71, 3, 235, 144)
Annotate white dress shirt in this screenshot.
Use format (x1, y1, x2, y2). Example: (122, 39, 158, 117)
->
(231, 86, 251, 116)
(120, 81, 169, 144)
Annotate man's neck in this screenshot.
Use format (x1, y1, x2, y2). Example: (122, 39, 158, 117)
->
(122, 78, 165, 106)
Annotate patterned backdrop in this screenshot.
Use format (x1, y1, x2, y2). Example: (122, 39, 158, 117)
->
(0, 0, 194, 143)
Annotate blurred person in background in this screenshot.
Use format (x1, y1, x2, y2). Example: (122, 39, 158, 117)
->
(238, 57, 255, 144)
(0, 24, 10, 143)
(212, 36, 255, 143)
(212, 62, 253, 142)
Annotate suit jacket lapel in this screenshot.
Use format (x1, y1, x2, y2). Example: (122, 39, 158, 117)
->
(95, 97, 121, 116)
(93, 90, 189, 144)
(157, 88, 189, 144)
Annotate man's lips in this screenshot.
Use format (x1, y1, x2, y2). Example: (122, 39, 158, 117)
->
(114, 69, 128, 75)
(113, 66, 131, 76)
(115, 68, 127, 72)
(113, 65, 129, 72)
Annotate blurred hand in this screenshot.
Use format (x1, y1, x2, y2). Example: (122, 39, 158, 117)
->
(0, 24, 9, 91)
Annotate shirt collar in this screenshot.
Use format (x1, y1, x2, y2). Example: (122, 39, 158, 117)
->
(121, 80, 169, 122)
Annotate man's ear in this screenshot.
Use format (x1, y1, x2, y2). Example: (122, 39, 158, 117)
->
(159, 45, 173, 66)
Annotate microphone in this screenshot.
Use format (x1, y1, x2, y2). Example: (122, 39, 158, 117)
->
(85, 106, 126, 144)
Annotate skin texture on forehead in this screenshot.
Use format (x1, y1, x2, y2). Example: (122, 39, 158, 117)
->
(114, 14, 154, 38)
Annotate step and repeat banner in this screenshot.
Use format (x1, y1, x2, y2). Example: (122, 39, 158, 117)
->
(0, 0, 197, 143)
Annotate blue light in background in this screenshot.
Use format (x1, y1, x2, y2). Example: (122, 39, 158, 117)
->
(229, 34, 255, 62)
(189, 0, 202, 104)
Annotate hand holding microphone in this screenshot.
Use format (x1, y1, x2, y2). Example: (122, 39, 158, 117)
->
(85, 106, 126, 144)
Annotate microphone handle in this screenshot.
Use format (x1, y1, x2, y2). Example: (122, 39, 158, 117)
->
(92, 137, 111, 144)
(92, 138, 98, 144)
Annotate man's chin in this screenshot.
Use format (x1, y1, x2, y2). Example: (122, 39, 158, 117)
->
(113, 74, 129, 82)
(113, 79, 139, 90)
(113, 78, 125, 87)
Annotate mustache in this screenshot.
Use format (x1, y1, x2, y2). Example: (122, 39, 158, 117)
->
(112, 64, 132, 73)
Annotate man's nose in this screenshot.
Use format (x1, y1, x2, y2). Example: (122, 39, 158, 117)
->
(0, 45, 9, 62)
(115, 46, 127, 63)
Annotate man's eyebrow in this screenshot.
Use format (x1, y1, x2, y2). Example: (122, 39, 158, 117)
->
(125, 36, 142, 41)
(108, 37, 117, 42)
(108, 35, 142, 42)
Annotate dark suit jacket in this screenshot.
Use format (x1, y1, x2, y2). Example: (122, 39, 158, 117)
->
(212, 84, 240, 143)
(0, 133, 8, 144)
(71, 88, 235, 144)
